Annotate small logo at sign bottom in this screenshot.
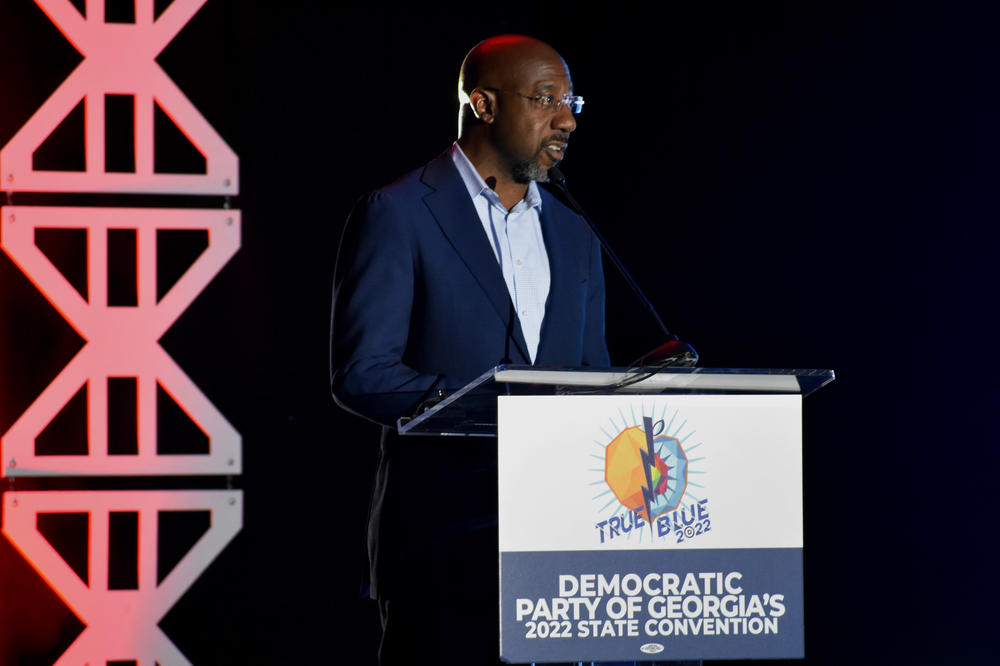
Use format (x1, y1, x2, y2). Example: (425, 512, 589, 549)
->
(640, 643, 665, 654)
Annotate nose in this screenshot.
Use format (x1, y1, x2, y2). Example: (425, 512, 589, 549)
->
(553, 102, 576, 133)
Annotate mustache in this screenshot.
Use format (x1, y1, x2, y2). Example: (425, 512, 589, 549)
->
(542, 134, 571, 146)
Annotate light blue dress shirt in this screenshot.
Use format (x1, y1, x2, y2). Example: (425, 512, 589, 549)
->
(450, 143, 551, 363)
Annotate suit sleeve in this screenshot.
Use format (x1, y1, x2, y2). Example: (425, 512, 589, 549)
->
(583, 232, 612, 366)
(330, 191, 448, 426)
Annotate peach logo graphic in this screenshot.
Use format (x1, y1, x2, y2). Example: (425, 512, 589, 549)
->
(592, 405, 707, 544)
(605, 416, 688, 523)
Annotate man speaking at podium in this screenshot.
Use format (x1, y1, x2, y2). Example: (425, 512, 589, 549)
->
(331, 35, 610, 665)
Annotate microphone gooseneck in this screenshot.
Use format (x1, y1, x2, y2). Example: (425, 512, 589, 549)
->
(545, 167, 698, 368)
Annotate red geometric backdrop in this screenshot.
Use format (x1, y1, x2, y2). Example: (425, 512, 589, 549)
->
(2, 2, 241, 663)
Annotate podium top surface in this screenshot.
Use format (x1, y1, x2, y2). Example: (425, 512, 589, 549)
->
(397, 365, 834, 437)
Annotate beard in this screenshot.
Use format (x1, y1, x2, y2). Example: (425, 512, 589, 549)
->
(511, 154, 550, 184)
(510, 136, 569, 183)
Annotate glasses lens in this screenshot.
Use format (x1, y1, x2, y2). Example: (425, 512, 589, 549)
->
(569, 96, 584, 114)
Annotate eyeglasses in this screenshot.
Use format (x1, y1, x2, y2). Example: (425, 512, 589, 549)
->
(483, 88, 585, 114)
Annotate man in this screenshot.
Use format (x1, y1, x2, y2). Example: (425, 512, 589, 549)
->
(331, 36, 609, 665)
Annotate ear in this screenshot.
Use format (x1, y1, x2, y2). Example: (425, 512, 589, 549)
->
(469, 88, 496, 124)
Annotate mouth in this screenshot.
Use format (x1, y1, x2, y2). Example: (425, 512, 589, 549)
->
(542, 140, 568, 162)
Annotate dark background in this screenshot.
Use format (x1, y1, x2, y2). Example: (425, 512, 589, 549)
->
(1, 1, 995, 663)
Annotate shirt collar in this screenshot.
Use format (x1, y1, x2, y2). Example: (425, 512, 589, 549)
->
(450, 142, 542, 213)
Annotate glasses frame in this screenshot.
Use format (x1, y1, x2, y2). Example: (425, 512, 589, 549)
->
(481, 87, 585, 115)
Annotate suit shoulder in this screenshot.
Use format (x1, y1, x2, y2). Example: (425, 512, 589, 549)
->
(346, 166, 425, 225)
(372, 164, 431, 201)
(360, 151, 452, 209)
(342, 159, 445, 250)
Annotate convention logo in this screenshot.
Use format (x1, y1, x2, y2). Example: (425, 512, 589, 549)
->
(591, 405, 709, 544)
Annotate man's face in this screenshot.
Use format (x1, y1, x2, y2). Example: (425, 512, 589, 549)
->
(491, 53, 577, 183)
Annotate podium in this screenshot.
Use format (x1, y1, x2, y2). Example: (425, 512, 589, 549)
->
(398, 365, 834, 663)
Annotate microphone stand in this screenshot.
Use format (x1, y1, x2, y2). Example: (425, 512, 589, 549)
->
(544, 167, 698, 368)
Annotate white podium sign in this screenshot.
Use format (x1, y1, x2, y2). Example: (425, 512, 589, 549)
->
(498, 394, 804, 663)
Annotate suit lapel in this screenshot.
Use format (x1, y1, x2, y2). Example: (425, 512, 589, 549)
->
(420, 153, 530, 363)
(536, 191, 570, 364)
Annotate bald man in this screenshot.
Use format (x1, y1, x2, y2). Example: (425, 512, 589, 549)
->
(331, 36, 609, 665)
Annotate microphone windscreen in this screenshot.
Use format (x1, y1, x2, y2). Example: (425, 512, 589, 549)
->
(547, 166, 566, 186)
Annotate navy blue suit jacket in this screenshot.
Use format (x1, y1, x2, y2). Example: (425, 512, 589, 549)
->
(331, 151, 610, 426)
(330, 150, 610, 597)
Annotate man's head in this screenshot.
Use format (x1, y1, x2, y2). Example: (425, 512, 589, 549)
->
(457, 35, 579, 184)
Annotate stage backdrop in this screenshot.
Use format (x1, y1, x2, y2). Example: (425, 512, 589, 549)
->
(1, 1, 995, 664)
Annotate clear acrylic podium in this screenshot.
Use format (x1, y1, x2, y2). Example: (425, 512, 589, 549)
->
(397, 364, 834, 437)
(396, 365, 834, 663)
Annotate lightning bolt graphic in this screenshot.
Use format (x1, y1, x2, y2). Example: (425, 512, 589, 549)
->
(640, 416, 659, 523)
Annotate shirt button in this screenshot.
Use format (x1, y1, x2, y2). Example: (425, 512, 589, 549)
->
(521, 310, 528, 317)
(516, 259, 523, 266)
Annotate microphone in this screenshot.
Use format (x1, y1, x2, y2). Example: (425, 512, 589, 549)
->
(544, 167, 698, 368)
